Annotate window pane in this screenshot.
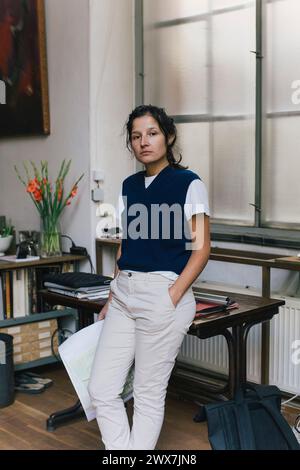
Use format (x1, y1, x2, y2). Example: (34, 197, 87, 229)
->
(212, 5, 256, 115)
(262, 116, 300, 226)
(212, 0, 251, 9)
(176, 122, 210, 191)
(265, 0, 300, 113)
(144, 21, 208, 115)
(212, 120, 255, 223)
(143, 0, 209, 23)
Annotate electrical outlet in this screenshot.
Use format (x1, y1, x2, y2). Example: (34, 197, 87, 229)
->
(93, 170, 104, 183)
(91, 188, 104, 202)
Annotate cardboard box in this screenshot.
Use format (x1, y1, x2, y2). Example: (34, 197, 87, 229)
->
(14, 352, 33, 364)
(0, 319, 57, 336)
(13, 336, 58, 355)
(14, 348, 56, 364)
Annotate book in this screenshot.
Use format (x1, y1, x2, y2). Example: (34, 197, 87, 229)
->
(193, 292, 239, 320)
(0, 255, 40, 263)
(194, 292, 231, 305)
(47, 287, 110, 299)
(193, 301, 239, 321)
(44, 281, 111, 293)
(12, 269, 28, 318)
(0, 274, 4, 321)
(43, 272, 113, 288)
(195, 301, 228, 315)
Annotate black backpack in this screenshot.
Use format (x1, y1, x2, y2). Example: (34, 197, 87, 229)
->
(204, 383, 300, 450)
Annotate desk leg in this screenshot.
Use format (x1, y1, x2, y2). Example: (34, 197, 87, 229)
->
(96, 242, 103, 274)
(232, 325, 246, 391)
(261, 266, 271, 384)
(77, 307, 94, 328)
(193, 328, 236, 422)
(46, 400, 85, 432)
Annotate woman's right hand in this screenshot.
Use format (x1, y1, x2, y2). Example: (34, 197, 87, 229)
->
(98, 297, 111, 321)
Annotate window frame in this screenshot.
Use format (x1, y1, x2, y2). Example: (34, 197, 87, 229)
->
(135, 0, 300, 250)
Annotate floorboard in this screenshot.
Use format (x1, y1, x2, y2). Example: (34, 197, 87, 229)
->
(0, 364, 210, 450)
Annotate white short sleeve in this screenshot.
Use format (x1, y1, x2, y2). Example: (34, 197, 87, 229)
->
(184, 179, 210, 220)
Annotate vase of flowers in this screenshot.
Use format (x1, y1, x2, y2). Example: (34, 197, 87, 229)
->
(15, 160, 84, 258)
(39, 216, 62, 258)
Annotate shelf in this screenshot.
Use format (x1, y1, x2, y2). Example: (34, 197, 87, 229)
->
(0, 308, 78, 328)
(0, 256, 85, 373)
(0, 254, 86, 270)
(14, 356, 60, 371)
(1, 309, 78, 372)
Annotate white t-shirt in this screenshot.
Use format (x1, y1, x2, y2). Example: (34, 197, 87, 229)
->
(116, 174, 210, 281)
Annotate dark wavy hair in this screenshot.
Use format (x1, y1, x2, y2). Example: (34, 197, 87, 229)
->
(125, 104, 188, 170)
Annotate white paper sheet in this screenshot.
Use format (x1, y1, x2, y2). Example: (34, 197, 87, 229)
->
(58, 320, 134, 421)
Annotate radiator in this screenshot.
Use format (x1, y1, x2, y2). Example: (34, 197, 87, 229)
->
(178, 289, 300, 394)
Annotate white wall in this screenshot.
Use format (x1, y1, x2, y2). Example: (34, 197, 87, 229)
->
(0, 0, 135, 274)
(89, 0, 135, 275)
(0, 0, 90, 257)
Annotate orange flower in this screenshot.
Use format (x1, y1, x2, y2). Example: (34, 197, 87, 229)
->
(33, 190, 42, 202)
(26, 178, 40, 193)
(14, 160, 84, 225)
(71, 186, 77, 198)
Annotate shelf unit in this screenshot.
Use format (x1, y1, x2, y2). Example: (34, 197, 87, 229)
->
(0, 254, 86, 370)
(5, 309, 78, 371)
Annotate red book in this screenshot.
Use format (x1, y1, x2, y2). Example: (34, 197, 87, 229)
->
(194, 301, 239, 318)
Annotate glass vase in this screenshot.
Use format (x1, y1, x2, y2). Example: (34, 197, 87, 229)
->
(40, 218, 62, 258)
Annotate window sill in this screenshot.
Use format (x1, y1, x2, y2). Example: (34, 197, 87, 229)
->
(211, 224, 300, 250)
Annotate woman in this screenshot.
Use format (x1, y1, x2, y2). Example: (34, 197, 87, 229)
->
(88, 104, 210, 450)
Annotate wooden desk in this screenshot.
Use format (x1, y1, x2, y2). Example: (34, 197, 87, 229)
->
(41, 287, 284, 431)
(95, 240, 300, 385)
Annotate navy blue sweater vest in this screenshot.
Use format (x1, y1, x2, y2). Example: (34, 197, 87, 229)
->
(117, 165, 201, 275)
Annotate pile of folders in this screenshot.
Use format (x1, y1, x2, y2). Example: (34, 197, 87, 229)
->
(194, 292, 239, 321)
(43, 272, 113, 300)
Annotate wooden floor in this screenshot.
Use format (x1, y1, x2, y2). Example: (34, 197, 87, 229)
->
(0, 364, 211, 450)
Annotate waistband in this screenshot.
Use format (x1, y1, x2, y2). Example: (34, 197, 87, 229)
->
(118, 270, 172, 282)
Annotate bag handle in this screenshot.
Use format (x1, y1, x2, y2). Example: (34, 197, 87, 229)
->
(243, 383, 280, 400)
(233, 385, 299, 449)
(259, 399, 299, 450)
(233, 404, 256, 449)
(235, 383, 280, 403)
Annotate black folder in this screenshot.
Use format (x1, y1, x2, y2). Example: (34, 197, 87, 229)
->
(43, 272, 113, 288)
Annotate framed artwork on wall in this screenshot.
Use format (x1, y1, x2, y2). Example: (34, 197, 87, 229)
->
(0, 0, 50, 137)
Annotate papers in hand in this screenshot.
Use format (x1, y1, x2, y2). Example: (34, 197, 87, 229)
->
(58, 321, 134, 421)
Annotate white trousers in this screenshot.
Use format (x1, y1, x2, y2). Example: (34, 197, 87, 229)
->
(88, 270, 196, 450)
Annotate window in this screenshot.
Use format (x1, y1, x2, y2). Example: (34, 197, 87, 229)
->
(136, 0, 300, 247)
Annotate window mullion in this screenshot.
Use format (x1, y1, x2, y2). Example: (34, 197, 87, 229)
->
(255, 0, 263, 227)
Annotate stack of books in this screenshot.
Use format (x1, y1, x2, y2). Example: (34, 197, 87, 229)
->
(194, 292, 239, 321)
(43, 272, 113, 300)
